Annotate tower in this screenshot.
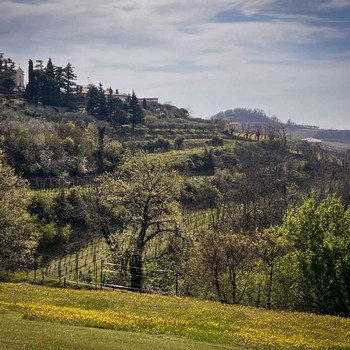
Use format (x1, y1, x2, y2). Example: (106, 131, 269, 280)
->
(15, 67, 24, 90)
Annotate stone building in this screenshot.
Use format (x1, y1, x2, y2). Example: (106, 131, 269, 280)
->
(14, 67, 24, 90)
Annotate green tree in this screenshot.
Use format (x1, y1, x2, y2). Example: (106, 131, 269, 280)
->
(281, 196, 350, 316)
(0, 53, 16, 92)
(109, 97, 128, 127)
(256, 226, 290, 310)
(0, 150, 39, 272)
(190, 231, 253, 304)
(129, 91, 144, 129)
(62, 63, 77, 107)
(142, 98, 148, 110)
(46, 58, 55, 79)
(54, 65, 64, 104)
(86, 84, 99, 116)
(98, 151, 184, 290)
(97, 83, 108, 120)
(25, 59, 35, 102)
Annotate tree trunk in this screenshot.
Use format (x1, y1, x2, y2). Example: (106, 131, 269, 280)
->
(266, 264, 274, 310)
(130, 252, 143, 291)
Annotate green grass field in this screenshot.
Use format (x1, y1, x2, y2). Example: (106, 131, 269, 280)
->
(1, 283, 350, 349)
(1, 312, 241, 350)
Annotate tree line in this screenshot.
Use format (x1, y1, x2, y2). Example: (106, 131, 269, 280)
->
(1, 54, 146, 129)
(2, 137, 350, 316)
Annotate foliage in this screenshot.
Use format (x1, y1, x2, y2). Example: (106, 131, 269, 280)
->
(210, 136, 224, 147)
(280, 196, 350, 316)
(129, 91, 144, 128)
(98, 151, 185, 290)
(0, 53, 16, 92)
(174, 136, 185, 150)
(0, 150, 39, 271)
(187, 230, 254, 304)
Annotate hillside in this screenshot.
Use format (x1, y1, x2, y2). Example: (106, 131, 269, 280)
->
(212, 107, 350, 147)
(1, 283, 349, 350)
(212, 108, 271, 124)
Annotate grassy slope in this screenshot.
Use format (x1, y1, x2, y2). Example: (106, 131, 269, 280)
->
(1, 283, 350, 350)
(1, 312, 240, 350)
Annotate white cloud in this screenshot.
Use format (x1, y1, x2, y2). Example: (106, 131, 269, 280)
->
(1, 0, 350, 128)
(319, 0, 350, 9)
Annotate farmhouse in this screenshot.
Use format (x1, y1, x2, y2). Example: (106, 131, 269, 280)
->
(301, 138, 322, 144)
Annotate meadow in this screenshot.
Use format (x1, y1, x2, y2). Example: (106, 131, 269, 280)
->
(1, 283, 349, 350)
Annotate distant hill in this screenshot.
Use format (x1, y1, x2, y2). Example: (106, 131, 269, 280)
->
(212, 108, 271, 124)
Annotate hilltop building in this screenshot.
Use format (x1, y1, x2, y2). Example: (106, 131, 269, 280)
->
(14, 67, 24, 90)
(301, 138, 322, 144)
(81, 86, 158, 104)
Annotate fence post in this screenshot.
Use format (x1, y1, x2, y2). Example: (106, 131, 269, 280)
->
(175, 268, 179, 296)
(100, 259, 104, 289)
(58, 258, 62, 284)
(33, 253, 37, 283)
(75, 252, 79, 286)
(257, 283, 261, 308)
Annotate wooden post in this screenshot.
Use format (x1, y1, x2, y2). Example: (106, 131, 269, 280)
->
(175, 268, 179, 296)
(58, 259, 62, 284)
(257, 283, 261, 308)
(75, 252, 79, 286)
(100, 259, 104, 289)
(33, 253, 37, 283)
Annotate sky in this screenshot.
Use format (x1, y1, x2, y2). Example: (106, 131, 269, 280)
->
(1, 0, 350, 129)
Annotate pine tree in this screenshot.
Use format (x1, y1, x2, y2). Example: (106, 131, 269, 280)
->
(46, 58, 54, 79)
(54, 66, 64, 103)
(107, 87, 114, 121)
(25, 59, 35, 102)
(129, 90, 144, 129)
(97, 83, 108, 120)
(35, 60, 44, 71)
(62, 63, 77, 107)
(86, 84, 99, 116)
(142, 98, 148, 110)
(0, 54, 16, 92)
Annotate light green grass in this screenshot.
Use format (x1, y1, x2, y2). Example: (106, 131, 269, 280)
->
(1, 283, 350, 349)
(1, 311, 242, 350)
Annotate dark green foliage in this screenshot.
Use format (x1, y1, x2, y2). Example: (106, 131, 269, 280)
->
(142, 98, 148, 110)
(28, 189, 100, 255)
(38, 72, 60, 106)
(25, 58, 68, 106)
(86, 84, 99, 116)
(25, 59, 35, 102)
(0, 53, 16, 93)
(62, 63, 77, 106)
(174, 136, 185, 150)
(111, 103, 129, 127)
(210, 136, 224, 146)
(46, 58, 55, 79)
(213, 108, 271, 123)
(144, 137, 171, 153)
(97, 83, 108, 120)
(129, 91, 144, 128)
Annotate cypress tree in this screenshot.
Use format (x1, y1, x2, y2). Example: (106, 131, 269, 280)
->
(129, 91, 144, 129)
(46, 58, 54, 79)
(25, 59, 35, 102)
(62, 62, 77, 107)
